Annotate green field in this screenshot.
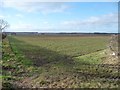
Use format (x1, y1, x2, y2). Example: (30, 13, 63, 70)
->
(2, 35, 119, 88)
(10, 35, 109, 55)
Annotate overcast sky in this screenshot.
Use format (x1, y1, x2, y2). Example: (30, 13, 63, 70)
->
(0, 0, 119, 33)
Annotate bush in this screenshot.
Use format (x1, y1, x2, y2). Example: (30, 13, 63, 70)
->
(2, 33, 7, 39)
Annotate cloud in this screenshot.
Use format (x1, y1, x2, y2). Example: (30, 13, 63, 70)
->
(43, 21, 49, 24)
(0, 15, 4, 19)
(59, 13, 118, 32)
(3, 0, 69, 14)
(9, 13, 118, 33)
(2, 0, 119, 3)
(10, 21, 36, 30)
(10, 20, 54, 31)
(15, 14, 24, 18)
(0, 14, 11, 20)
(62, 13, 118, 26)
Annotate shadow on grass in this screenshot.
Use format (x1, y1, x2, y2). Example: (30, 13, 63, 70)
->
(9, 37, 74, 68)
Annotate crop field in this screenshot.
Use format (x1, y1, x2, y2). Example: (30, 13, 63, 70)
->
(2, 35, 119, 88)
(10, 35, 109, 56)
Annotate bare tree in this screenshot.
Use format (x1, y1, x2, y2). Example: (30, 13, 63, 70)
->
(0, 19, 9, 39)
(0, 19, 9, 31)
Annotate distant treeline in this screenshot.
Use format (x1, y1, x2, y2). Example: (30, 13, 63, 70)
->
(4, 32, 119, 35)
